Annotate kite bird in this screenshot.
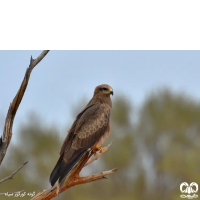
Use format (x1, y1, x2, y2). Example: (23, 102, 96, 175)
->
(50, 84, 113, 189)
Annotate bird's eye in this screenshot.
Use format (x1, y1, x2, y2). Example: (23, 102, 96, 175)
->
(100, 87, 109, 92)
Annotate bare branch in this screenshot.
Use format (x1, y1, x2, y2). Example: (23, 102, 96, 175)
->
(31, 168, 118, 200)
(0, 190, 25, 196)
(31, 147, 118, 200)
(0, 161, 28, 184)
(0, 50, 50, 164)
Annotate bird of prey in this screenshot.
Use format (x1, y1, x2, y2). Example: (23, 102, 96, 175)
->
(50, 84, 113, 189)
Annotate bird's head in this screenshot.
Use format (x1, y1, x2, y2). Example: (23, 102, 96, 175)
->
(94, 84, 113, 97)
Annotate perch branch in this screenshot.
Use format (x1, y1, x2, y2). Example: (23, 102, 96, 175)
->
(0, 161, 28, 184)
(31, 144, 118, 200)
(0, 50, 50, 164)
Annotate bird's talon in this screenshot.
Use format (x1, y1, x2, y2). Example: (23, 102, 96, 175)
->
(97, 146, 103, 153)
(91, 145, 103, 154)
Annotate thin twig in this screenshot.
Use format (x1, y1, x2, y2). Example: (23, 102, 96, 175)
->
(0, 161, 28, 184)
(29, 51, 49, 69)
(0, 50, 50, 165)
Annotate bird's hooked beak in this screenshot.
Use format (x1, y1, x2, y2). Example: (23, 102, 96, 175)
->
(110, 88, 114, 96)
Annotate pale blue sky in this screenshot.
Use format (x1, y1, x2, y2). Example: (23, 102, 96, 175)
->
(1, 51, 200, 134)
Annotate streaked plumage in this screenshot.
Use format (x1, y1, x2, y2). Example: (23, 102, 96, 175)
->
(50, 84, 113, 187)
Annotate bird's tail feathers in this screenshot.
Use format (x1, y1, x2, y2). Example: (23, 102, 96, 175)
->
(50, 151, 85, 188)
(58, 151, 85, 183)
(50, 154, 64, 186)
(57, 151, 86, 195)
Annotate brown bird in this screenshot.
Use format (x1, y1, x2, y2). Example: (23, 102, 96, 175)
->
(50, 84, 113, 188)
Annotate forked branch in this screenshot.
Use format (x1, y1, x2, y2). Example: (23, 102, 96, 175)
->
(31, 143, 118, 200)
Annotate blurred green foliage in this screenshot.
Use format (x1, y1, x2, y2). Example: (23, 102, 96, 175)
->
(1, 89, 200, 200)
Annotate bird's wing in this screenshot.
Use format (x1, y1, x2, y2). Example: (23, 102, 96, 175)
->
(72, 103, 110, 149)
(59, 103, 97, 156)
(62, 103, 111, 163)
